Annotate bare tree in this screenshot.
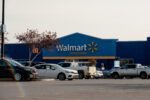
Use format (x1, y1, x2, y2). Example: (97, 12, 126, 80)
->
(16, 29, 58, 65)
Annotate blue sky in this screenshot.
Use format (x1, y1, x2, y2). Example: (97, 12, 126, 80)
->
(1, 0, 150, 42)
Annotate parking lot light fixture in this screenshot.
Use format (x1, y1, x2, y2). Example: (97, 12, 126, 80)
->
(1, 0, 5, 58)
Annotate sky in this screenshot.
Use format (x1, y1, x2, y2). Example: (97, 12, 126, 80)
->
(1, 0, 150, 43)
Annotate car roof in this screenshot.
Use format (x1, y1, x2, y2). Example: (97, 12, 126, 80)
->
(34, 63, 59, 66)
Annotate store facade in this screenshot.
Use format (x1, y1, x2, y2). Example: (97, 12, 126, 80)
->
(4, 33, 150, 69)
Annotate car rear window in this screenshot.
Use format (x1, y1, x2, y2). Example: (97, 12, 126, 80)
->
(79, 63, 93, 67)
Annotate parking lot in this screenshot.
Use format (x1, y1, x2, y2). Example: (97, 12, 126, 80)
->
(0, 79, 150, 100)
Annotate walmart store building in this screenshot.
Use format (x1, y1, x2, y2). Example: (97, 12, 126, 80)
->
(4, 33, 150, 69)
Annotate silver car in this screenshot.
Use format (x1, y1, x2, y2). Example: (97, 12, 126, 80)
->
(33, 63, 78, 80)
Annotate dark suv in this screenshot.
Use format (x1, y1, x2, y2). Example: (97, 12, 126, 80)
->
(0, 58, 38, 81)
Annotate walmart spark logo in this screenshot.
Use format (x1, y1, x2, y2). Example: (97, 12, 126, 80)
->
(87, 42, 98, 53)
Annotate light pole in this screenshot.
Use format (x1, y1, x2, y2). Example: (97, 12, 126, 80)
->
(1, 0, 5, 58)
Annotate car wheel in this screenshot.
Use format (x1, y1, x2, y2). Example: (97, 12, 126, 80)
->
(140, 72, 147, 79)
(58, 73, 66, 80)
(112, 73, 119, 79)
(68, 79, 73, 81)
(94, 76, 99, 79)
(14, 73, 23, 81)
(78, 73, 84, 79)
(85, 76, 90, 79)
(25, 77, 32, 81)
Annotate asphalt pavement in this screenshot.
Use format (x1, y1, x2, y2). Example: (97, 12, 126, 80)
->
(0, 79, 150, 100)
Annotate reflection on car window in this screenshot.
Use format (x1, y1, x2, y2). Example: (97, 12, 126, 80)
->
(50, 65, 56, 70)
(7, 59, 25, 67)
(35, 65, 46, 69)
(59, 63, 71, 68)
(127, 65, 136, 69)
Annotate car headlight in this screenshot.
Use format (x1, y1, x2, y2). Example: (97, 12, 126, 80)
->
(65, 71, 71, 73)
(25, 68, 37, 73)
(25, 68, 31, 71)
(65, 71, 76, 74)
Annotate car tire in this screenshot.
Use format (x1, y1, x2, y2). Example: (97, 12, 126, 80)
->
(14, 73, 23, 81)
(58, 73, 66, 80)
(140, 72, 147, 79)
(85, 76, 90, 79)
(112, 73, 119, 79)
(25, 77, 32, 81)
(68, 79, 73, 81)
(78, 73, 84, 79)
(94, 76, 99, 79)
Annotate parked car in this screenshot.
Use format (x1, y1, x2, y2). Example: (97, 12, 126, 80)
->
(33, 63, 78, 80)
(102, 70, 112, 78)
(18, 60, 45, 67)
(94, 70, 103, 79)
(58, 61, 97, 79)
(110, 64, 150, 79)
(0, 58, 38, 81)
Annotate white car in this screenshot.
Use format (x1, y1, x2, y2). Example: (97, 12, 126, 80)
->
(94, 70, 103, 79)
(33, 63, 78, 80)
(58, 61, 96, 79)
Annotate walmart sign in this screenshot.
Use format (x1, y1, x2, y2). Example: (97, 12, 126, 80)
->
(56, 44, 87, 52)
(42, 33, 117, 59)
(56, 42, 98, 53)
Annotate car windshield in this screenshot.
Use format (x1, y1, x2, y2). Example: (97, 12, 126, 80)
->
(6, 59, 25, 67)
(54, 64, 63, 69)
